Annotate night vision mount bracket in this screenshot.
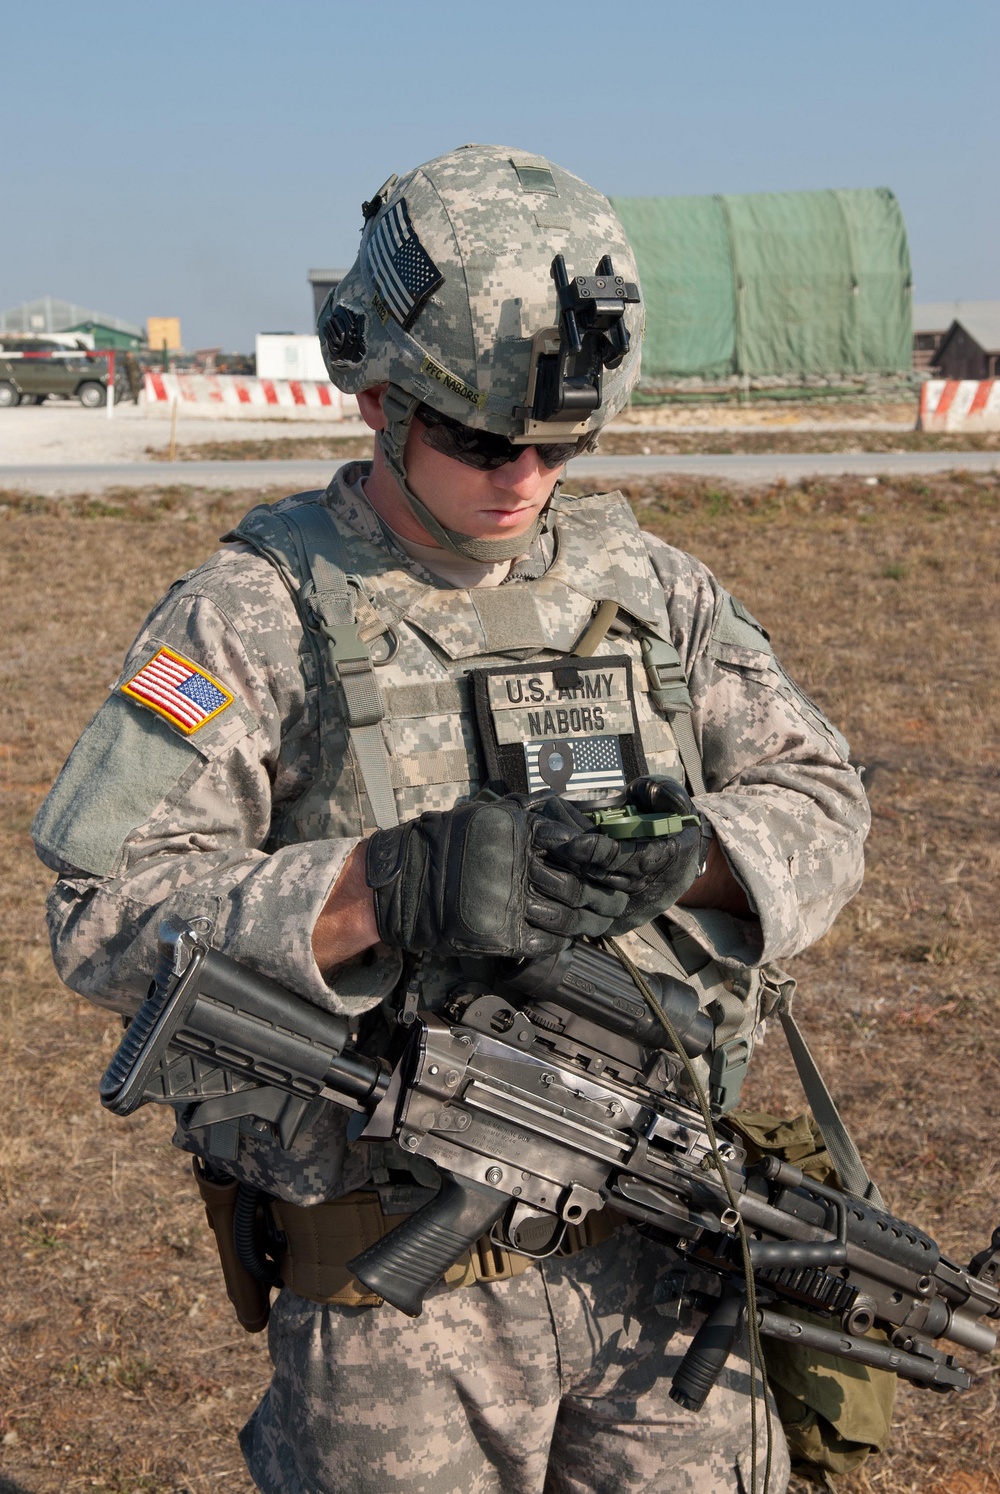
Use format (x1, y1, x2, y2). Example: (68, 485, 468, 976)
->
(522, 255, 640, 436)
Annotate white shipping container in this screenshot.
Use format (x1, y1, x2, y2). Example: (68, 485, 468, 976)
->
(255, 333, 330, 382)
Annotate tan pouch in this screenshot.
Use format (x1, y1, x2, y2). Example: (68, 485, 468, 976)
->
(271, 1191, 405, 1307)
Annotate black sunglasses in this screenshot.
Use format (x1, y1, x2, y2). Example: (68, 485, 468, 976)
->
(415, 403, 590, 471)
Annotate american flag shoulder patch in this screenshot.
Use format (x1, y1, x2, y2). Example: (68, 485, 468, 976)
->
(366, 197, 443, 330)
(121, 646, 234, 734)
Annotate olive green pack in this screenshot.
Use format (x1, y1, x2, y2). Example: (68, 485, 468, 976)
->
(728, 1110, 897, 1486)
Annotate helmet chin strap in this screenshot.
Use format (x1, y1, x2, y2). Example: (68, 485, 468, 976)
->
(378, 384, 547, 564)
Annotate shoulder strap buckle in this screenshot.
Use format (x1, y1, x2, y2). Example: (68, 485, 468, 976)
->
(632, 625, 707, 798)
(638, 632, 693, 712)
(709, 1036, 752, 1113)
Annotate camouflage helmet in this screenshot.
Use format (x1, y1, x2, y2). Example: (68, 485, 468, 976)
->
(318, 144, 644, 560)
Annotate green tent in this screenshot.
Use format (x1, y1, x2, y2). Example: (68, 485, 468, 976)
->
(65, 320, 144, 351)
(609, 187, 912, 382)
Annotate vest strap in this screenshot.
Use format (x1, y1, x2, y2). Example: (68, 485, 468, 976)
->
(383, 680, 469, 717)
(231, 500, 399, 831)
(573, 599, 621, 657)
(636, 628, 707, 798)
(632, 917, 753, 1112)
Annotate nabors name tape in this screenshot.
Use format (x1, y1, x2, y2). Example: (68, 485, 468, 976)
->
(472, 656, 648, 799)
(122, 646, 233, 734)
(420, 355, 486, 408)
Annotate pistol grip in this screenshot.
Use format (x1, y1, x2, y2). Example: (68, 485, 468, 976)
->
(347, 1175, 508, 1317)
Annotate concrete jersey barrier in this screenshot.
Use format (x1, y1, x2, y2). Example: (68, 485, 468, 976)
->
(919, 379, 1000, 432)
(143, 372, 359, 420)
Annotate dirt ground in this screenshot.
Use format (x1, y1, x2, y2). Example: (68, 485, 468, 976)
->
(1, 472, 998, 1493)
(146, 435, 374, 463)
(595, 428, 1000, 456)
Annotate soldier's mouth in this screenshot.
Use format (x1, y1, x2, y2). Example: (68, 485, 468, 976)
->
(478, 503, 540, 527)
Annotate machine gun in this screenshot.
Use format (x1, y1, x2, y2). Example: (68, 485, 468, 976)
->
(101, 919, 1000, 1411)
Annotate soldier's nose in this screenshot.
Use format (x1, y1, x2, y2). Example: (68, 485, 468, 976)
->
(491, 446, 552, 493)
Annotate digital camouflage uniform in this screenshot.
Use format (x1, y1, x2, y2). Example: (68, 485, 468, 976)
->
(246, 1227, 785, 1494)
(34, 143, 869, 1494)
(34, 468, 866, 1492)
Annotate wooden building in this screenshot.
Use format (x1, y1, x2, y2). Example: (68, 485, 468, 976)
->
(913, 300, 1000, 376)
(935, 307, 1000, 380)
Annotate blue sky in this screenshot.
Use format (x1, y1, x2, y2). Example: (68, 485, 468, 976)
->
(4, 0, 995, 350)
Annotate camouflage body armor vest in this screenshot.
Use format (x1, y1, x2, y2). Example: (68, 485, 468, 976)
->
(230, 485, 768, 1112)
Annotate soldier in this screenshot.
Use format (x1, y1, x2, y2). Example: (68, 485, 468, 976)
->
(33, 145, 868, 1493)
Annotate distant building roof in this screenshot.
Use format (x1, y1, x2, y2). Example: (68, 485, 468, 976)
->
(307, 269, 349, 284)
(0, 295, 143, 339)
(942, 305, 1000, 354)
(913, 300, 1000, 336)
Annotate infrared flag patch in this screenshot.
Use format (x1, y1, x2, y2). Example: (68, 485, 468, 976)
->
(525, 734, 626, 797)
(366, 198, 443, 329)
(122, 646, 233, 734)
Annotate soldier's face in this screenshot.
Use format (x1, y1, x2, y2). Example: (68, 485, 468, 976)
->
(358, 384, 565, 546)
(404, 415, 563, 541)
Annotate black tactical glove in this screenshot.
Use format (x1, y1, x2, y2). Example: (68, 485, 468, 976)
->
(365, 798, 628, 961)
(533, 777, 707, 936)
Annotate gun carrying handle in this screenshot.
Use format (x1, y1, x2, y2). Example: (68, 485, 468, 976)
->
(347, 1175, 508, 1317)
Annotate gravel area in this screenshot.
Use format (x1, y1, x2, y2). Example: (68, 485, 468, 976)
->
(616, 398, 918, 429)
(0, 398, 918, 466)
(0, 403, 369, 464)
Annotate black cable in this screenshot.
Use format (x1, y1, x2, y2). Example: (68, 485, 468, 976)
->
(233, 1184, 277, 1286)
(602, 936, 773, 1494)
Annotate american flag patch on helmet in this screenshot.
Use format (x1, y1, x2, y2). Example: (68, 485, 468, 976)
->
(366, 198, 443, 329)
(121, 646, 233, 734)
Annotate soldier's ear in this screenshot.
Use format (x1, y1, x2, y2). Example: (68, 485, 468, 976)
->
(357, 385, 389, 433)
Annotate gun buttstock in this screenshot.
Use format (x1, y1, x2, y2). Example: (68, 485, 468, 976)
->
(347, 1175, 508, 1317)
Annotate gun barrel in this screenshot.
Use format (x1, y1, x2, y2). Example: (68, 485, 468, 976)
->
(946, 1307, 997, 1355)
(757, 1308, 971, 1391)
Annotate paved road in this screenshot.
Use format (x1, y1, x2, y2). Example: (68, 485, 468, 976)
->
(576, 451, 1000, 483)
(1, 450, 997, 495)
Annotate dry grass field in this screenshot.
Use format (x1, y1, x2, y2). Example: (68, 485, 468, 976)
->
(143, 430, 1000, 464)
(1, 471, 998, 1493)
(145, 436, 373, 464)
(595, 429, 1000, 456)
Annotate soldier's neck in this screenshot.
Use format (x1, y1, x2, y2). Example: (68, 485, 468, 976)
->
(354, 468, 511, 590)
(361, 448, 437, 547)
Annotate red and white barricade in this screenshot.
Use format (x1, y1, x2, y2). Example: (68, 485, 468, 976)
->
(143, 372, 359, 420)
(919, 379, 1000, 433)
